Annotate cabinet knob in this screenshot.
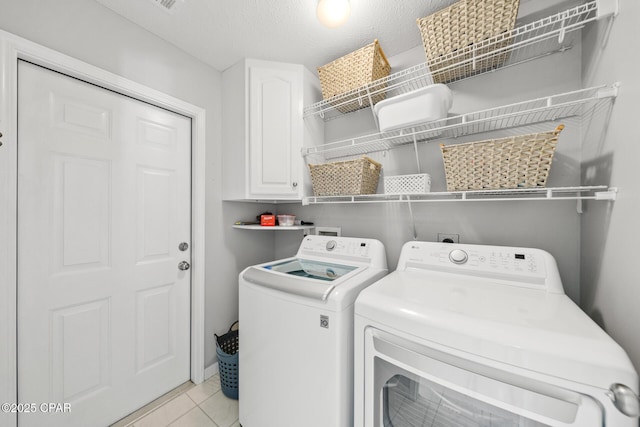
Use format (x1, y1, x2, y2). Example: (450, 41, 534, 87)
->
(292, 182, 298, 187)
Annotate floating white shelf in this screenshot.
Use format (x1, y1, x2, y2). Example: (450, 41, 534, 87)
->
(303, 0, 616, 121)
(233, 225, 316, 231)
(302, 84, 618, 161)
(302, 186, 617, 206)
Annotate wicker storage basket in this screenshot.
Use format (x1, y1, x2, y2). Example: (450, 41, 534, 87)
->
(309, 156, 382, 196)
(384, 173, 432, 194)
(440, 125, 564, 191)
(417, 0, 520, 83)
(317, 40, 391, 113)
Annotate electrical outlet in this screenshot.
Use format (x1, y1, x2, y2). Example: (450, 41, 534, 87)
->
(437, 233, 460, 244)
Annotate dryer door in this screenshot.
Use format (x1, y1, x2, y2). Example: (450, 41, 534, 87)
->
(363, 328, 604, 427)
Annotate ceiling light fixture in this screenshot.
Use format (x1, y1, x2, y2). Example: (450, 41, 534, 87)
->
(316, 0, 351, 28)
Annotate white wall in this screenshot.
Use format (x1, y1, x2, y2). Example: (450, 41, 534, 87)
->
(581, 0, 640, 372)
(278, 36, 585, 303)
(0, 0, 267, 371)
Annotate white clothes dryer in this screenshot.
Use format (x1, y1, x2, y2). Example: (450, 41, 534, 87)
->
(239, 235, 388, 427)
(354, 241, 638, 427)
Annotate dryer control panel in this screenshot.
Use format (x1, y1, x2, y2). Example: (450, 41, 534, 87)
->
(397, 241, 564, 293)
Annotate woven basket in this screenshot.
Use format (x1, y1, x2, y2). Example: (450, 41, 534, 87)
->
(440, 125, 564, 191)
(417, 0, 520, 83)
(308, 156, 382, 196)
(384, 173, 432, 194)
(317, 40, 391, 113)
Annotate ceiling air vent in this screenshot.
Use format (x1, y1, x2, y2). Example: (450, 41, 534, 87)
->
(149, 0, 185, 14)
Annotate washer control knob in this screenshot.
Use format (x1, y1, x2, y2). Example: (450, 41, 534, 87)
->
(326, 240, 337, 251)
(449, 249, 468, 264)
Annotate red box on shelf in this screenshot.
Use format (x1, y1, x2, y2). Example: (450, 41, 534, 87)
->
(260, 214, 275, 226)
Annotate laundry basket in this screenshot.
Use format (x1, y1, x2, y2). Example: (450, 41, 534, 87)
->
(215, 321, 239, 400)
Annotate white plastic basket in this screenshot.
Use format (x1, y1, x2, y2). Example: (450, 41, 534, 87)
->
(384, 173, 432, 194)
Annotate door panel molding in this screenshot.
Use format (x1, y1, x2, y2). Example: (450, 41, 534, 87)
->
(0, 29, 206, 427)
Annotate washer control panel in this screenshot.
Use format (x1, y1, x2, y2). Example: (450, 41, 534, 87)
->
(397, 241, 563, 292)
(300, 236, 372, 258)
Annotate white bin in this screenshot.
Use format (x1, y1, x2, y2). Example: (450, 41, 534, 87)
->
(374, 84, 452, 132)
(384, 173, 432, 194)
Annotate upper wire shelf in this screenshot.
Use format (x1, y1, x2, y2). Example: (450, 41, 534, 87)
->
(303, 0, 613, 121)
(302, 186, 617, 206)
(302, 84, 618, 160)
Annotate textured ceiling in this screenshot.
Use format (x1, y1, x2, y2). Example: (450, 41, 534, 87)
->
(94, 0, 461, 72)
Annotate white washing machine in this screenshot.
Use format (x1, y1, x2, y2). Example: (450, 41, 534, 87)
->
(239, 235, 388, 427)
(354, 241, 639, 427)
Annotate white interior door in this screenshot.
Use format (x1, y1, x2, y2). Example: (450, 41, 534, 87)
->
(17, 60, 192, 427)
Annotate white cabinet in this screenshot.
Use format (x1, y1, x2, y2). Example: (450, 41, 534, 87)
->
(222, 59, 323, 201)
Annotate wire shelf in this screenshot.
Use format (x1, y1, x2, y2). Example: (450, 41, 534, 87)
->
(302, 186, 617, 206)
(301, 84, 618, 160)
(304, 1, 609, 121)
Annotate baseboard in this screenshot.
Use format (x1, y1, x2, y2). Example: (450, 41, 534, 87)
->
(204, 362, 219, 380)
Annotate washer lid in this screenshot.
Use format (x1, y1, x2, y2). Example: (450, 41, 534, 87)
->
(265, 258, 357, 281)
(356, 270, 637, 391)
(242, 258, 361, 301)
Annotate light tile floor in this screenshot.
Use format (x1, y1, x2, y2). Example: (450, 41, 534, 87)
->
(111, 374, 239, 427)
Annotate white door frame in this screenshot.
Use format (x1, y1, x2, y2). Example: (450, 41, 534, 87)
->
(0, 29, 206, 426)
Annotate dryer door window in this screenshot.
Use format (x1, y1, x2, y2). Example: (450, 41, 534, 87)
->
(364, 328, 604, 427)
(382, 371, 549, 426)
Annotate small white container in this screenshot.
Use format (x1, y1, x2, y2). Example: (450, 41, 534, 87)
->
(384, 174, 432, 194)
(374, 84, 452, 132)
(277, 214, 296, 226)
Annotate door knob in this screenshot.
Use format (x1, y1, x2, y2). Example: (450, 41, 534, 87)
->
(178, 261, 190, 271)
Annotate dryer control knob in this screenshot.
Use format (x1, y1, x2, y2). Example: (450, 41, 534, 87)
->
(449, 249, 468, 264)
(326, 240, 337, 251)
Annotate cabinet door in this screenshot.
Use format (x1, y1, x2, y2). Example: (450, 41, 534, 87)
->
(248, 64, 302, 197)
